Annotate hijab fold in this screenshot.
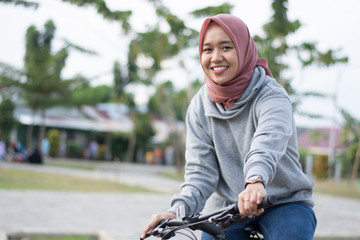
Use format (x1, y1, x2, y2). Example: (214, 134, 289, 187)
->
(199, 14, 272, 109)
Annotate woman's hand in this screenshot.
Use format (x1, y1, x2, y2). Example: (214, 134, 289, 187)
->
(238, 183, 267, 218)
(141, 212, 176, 239)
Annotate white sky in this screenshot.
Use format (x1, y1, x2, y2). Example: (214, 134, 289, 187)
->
(1, 0, 360, 128)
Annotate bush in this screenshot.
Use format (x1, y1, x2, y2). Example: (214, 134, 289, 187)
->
(313, 154, 329, 179)
(111, 133, 130, 161)
(47, 129, 60, 157)
(67, 141, 82, 158)
(97, 144, 109, 160)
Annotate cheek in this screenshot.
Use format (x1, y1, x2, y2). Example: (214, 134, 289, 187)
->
(200, 55, 210, 70)
(230, 55, 239, 73)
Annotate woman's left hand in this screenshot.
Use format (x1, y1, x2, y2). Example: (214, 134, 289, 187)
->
(237, 183, 267, 218)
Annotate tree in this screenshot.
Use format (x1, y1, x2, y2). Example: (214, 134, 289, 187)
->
(0, 19, 95, 153)
(72, 85, 112, 106)
(0, 0, 38, 9)
(340, 109, 360, 183)
(0, 96, 16, 141)
(125, 111, 155, 163)
(253, 0, 348, 116)
(0, 0, 131, 33)
(112, 61, 136, 110)
(23, 20, 82, 152)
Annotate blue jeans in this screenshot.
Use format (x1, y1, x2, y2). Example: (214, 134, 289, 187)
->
(201, 202, 317, 240)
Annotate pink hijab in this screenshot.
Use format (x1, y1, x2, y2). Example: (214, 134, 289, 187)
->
(199, 14, 272, 109)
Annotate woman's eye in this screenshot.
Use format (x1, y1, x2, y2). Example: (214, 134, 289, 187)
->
(223, 46, 232, 50)
(203, 48, 212, 52)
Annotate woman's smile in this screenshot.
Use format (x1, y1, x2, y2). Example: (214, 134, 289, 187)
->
(211, 66, 228, 74)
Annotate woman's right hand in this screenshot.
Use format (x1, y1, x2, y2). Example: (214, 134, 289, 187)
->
(141, 212, 176, 239)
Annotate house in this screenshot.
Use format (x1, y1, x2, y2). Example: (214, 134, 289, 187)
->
(11, 103, 184, 162)
(297, 127, 346, 179)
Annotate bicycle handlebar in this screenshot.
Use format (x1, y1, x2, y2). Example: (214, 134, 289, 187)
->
(141, 195, 278, 240)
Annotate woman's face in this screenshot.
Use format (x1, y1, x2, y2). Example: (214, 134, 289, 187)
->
(201, 22, 239, 85)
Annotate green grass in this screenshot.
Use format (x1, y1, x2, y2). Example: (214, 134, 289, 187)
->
(314, 238, 360, 240)
(160, 170, 184, 182)
(160, 171, 360, 201)
(31, 237, 95, 240)
(45, 159, 98, 171)
(313, 179, 360, 200)
(0, 168, 156, 193)
(9, 235, 97, 240)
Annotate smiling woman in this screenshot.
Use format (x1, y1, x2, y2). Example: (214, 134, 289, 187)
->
(141, 13, 317, 240)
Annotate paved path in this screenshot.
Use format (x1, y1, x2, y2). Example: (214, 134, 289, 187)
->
(1, 161, 360, 240)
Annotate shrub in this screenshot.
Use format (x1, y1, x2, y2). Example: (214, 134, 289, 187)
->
(67, 140, 82, 158)
(97, 144, 109, 160)
(313, 154, 329, 179)
(47, 129, 60, 157)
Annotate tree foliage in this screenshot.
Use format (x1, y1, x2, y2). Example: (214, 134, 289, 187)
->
(24, 20, 71, 111)
(72, 85, 112, 106)
(0, 0, 38, 9)
(340, 109, 360, 182)
(61, 0, 132, 33)
(253, 0, 348, 115)
(133, 111, 155, 151)
(190, 3, 233, 17)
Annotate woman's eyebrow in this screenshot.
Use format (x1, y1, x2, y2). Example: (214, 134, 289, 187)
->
(202, 40, 234, 46)
(219, 40, 234, 45)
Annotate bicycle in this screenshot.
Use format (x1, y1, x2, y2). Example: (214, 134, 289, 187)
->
(141, 195, 277, 240)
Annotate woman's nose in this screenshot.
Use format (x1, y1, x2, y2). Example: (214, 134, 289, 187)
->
(211, 49, 224, 62)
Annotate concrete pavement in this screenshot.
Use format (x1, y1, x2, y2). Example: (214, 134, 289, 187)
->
(1, 161, 360, 240)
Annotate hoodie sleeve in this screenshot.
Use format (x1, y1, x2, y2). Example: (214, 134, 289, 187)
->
(168, 93, 219, 216)
(244, 81, 294, 186)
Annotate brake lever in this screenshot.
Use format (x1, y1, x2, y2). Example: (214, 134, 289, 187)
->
(209, 213, 233, 223)
(140, 219, 170, 240)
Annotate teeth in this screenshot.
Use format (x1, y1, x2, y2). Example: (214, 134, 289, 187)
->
(213, 66, 227, 71)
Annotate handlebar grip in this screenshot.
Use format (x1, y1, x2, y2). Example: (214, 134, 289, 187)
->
(233, 195, 277, 212)
(258, 195, 277, 208)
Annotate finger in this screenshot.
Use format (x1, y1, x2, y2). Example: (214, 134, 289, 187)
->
(243, 197, 253, 217)
(238, 195, 248, 215)
(142, 221, 158, 239)
(252, 208, 264, 217)
(256, 190, 264, 205)
(141, 226, 152, 239)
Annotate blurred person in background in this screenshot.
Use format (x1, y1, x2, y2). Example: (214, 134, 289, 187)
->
(0, 140, 6, 161)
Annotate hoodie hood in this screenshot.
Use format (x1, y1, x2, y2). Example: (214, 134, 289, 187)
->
(204, 66, 267, 119)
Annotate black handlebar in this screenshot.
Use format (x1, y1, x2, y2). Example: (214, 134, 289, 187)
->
(142, 195, 278, 240)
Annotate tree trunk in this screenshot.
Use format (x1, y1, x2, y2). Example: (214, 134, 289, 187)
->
(125, 133, 136, 162)
(350, 139, 360, 183)
(170, 131, 185, 173)
(26, 111, 36, 152)
(38, 109, 46, 154)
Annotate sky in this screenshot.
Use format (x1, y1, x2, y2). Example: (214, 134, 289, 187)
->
(1, 0, 360, 128)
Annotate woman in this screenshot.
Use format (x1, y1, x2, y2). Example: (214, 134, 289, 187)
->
(141, 14, 317, 240)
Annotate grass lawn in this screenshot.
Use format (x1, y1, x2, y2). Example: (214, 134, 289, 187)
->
(314, 238, 360, 240)
(9, 235, 97, 240)
(44, 159, 98, 171)
(313, 178, 360, 200)
(0, 168, 156, 193)
(1, 159, 359, 199)
(30, 237, 95, 240)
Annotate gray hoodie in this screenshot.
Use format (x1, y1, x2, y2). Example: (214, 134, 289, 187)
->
(169, 66, 314, 216)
